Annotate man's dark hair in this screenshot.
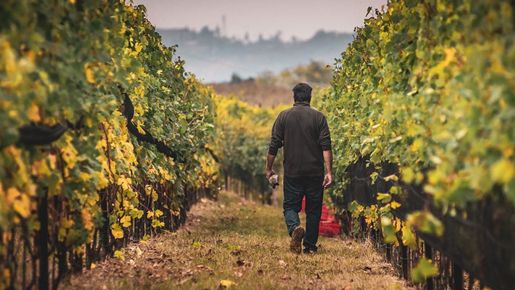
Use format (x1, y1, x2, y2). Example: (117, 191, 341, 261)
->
(293, 83, 312, 103)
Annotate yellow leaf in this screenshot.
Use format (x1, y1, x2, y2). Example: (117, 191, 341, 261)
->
(3, 268, 10, 285)
(114, 250, 125, 261)
(32, 159, 50, 177)
(401, 224, 417, 249)
(136, 123, 145, 135)
(219, 279, 236, 288)
(429, 47, 456, 76)
(81, 209, 94, 231)
(491, 159, 514, 184)
(78, 172, 91, 182)
(84, 117, 93, 128)
(61, 137, 78, 169)
(27, 102, 40, 122)
(394, 218, 402, 232)
(60, 217, 74, 228)
(120, 215, 131, 228)
(144, 185, 153, 196)
(155, 209, 163, 217)
(95, 171, 109, 189)
(111, 224, 124, 239)
(401, 167, 415, 184)
(390, 201, 401, 209)
(8, 188, 31, 218)
(117, 176, 132, 191)
(377, 193, 391, 203)
(6, 187, 21, 205)
(383, 174, 398, 182)
(410, 138, 423, 152)
(13, 194, 31, 218)
(192, 241, 202, 248)
(83, 63, 95, 84)
(134, 43, 143, 54)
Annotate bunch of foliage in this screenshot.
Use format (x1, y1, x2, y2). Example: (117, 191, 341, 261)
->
(318, 0, 513, 284)
(0, 1, 218, 288)
(213, 95, 286, 197)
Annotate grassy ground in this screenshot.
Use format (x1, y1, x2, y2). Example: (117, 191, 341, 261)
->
(64, 192, 412, 290)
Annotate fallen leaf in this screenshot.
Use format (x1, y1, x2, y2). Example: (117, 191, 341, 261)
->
(113, 250, 124, 261)
(219, 279, 236, 288)
(278, 260, 287, 268)
(135, 247, 143, 257)
(192, 241, 202, 248)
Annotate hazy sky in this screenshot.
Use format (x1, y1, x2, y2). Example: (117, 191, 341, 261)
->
(133, 0, 388, 41)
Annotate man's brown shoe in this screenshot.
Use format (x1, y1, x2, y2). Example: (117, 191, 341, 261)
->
(290, 226, 305, 254)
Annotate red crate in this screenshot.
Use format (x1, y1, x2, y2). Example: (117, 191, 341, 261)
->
(301, 197, 341, 237)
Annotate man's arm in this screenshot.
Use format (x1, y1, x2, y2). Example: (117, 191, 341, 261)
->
(319, 115, 333, 188)
(266, 113, 283, 178)
(322, 150, 333, 189)
(265, 154, 276, 179)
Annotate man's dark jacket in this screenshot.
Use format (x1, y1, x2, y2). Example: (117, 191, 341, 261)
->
(268, 102, 331, 177)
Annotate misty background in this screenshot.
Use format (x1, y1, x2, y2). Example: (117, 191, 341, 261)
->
(133, 0, 387, 84)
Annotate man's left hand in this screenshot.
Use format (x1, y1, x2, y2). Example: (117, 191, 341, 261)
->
(323, 173, 333, 189)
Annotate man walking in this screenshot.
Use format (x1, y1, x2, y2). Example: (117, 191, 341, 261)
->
(265, 83, 333, 254)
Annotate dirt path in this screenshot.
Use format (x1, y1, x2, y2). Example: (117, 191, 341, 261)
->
(63, 192, 412, 290)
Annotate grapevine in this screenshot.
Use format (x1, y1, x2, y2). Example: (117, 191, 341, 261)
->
(0, 1, 218, 288)
(317, 0, 514, 287)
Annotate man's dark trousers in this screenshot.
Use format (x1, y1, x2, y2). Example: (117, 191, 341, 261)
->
(283, 176, 323, 250)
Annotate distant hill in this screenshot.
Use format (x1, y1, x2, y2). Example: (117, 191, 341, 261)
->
(157, 27, 353, 83)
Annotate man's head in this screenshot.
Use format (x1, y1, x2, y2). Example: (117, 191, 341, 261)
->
(293, 83, 312, 103)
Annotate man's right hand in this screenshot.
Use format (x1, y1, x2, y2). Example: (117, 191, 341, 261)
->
(265, 169, 276, 179)
(323, 173, 333, 189)
(265, 154, 277, 180)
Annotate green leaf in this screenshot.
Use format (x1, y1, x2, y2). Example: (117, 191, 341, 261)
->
(381, 217, 397, 245)
(407, 211, 444, 237)
(411, 258, 438, 283)
(377, 193, 392, 203)
(401, 224, 417, 249)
